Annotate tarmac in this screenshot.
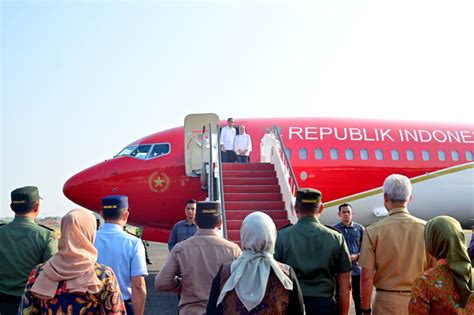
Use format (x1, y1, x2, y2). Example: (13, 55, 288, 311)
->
(145, 232, 473, 314)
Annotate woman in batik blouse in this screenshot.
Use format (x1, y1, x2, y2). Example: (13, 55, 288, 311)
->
(409, 216, 473, 314)
(18, 208, 126, 315)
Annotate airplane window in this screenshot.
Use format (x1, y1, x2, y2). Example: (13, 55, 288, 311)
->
(299, 148, 308, 160)
(406, 149, 415, 161)
(391, 149, 400, 161)
(375, 149, 383, 160)
(130, 145, 152, 160)
(438, 150, 446, 161)
(466, 151, 473, 161)
(422, 150, 430, 161)
(360, 149, 369, 160)
(451, 150, 459, 161)
(148, 143, 171, 159)
(345, 148, 354, 160)
(330, 148, 339, 160)
(314, 148, 323, 160)
(285, 148, 292, 160)
(116, 145, 138, 157)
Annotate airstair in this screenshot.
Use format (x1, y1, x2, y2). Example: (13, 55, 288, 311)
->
(184, 114, 299, 246)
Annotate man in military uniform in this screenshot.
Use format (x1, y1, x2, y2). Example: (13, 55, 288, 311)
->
(94, 195, 148, 315)
(0, 186, 58, 315)
(274, 188, 352, 315)
(155, 201, 241, 314)
(359, 174, 435, 315)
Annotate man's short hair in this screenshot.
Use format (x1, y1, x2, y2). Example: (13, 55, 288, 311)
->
(10, 186, 41, 214)
(383, 174, 412, 203)
(185, 199, 197, 206)
(227, 117, 233, 122)
(296, 188, 322, 213)
(102, 195, 129, 220)
(338, 203, 352, 213)
(195, 201, 221, 229)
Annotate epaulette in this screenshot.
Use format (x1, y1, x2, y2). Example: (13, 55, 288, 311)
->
(325, 225, 342, 233)
(278, 223, 293, 231)
(38, 224, 55, 232)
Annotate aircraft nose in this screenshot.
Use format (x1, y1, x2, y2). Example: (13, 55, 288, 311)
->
(63, 162, 104, 212)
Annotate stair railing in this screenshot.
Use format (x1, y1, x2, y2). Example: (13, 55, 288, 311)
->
(215, 124, 228, 239)
(270, 126, 299, 223)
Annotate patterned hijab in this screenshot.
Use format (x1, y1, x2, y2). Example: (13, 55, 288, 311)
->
(31, 208, 101, 298)
(217, 212, 293, 311)
(425, 216, 473, 307)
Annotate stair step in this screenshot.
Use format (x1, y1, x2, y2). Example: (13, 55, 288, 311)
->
(222, 170, 276, 178)
(223, 178, 278, 185)
(225, 210, 288, 220)
(225, 201, 284, 210)
(226, 219, 290, 230)
(224, 193, 282, 202)
(222, 163, 274, 171)
(224, 185, 280, 193)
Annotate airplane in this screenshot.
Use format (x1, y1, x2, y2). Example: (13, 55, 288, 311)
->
(63, 114, 474, 243)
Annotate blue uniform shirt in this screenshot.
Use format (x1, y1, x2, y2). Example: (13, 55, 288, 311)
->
(167, 220, 197, 251)
(334, 221, 365, 275)
(94, 223, 148, 300)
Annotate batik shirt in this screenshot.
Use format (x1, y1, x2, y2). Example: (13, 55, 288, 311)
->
(409, 259, 474, 314)
(18, 263, 126, 315)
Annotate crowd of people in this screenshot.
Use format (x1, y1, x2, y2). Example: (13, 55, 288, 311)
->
(1, 172, 473, 314)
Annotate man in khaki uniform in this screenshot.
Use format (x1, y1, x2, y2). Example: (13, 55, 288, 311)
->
(359, 174, 435, 315)
(155, 201, 241, 314)
(0, 186, 58, 315)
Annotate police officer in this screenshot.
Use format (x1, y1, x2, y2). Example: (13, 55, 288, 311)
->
(94, 195, 148, 315)
(155, 201, 241, 314)
(0, 186, 58, 315)
(274, 188, 352, 315)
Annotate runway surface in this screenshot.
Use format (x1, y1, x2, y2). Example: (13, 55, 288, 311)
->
(145, 233, 473, 314)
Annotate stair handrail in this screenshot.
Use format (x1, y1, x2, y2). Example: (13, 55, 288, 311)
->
(269, 126, 299, 223)
(215, 124, 228, 239)
(272, 125, 300, 195)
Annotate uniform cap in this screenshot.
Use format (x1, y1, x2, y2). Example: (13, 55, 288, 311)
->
(11, 186, 41, 212)
(102, 195, 129, 212)
(296, 188, 322, 204)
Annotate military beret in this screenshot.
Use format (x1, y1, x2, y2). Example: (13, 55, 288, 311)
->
(102, 195, 128, 212)
(296, 188, 322, 204)
(11, 186, 41, 211)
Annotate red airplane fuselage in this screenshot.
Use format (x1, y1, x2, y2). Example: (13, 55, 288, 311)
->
(63, 117, 474, 242)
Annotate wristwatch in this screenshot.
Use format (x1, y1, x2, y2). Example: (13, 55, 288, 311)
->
(361, 308, 371, 314)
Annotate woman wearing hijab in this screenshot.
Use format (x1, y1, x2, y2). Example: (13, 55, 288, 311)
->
(409, 216, 474, 314)
(18, 208, 126, 315)
(206, 212, 304, 314)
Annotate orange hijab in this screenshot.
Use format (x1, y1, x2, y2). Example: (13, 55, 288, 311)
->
(31, 208, 102, 298)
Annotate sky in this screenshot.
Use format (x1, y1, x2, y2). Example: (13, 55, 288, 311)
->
(1, 1, 473, 218)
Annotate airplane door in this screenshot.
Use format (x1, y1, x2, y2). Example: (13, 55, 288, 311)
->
(184, 113, 220, 177)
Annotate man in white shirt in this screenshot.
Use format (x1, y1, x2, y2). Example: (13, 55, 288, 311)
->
(220, 117, 237, 162)
(234, 125, 252, 163)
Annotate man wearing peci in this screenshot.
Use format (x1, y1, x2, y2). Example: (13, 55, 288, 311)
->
(94, 195, 148, 315)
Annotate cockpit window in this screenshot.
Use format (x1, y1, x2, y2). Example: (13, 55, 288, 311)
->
(149, 144, 171, 159)
(130, 145, 152, 159)
(116, 143, 170, 160)
(116, 146, 138, 157)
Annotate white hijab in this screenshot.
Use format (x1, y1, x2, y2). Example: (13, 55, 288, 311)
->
(216, 212, 293, 311)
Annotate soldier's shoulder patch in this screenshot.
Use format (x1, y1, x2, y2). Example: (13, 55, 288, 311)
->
(324, 225, 342, 233)
(38, 224, 55, 232)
